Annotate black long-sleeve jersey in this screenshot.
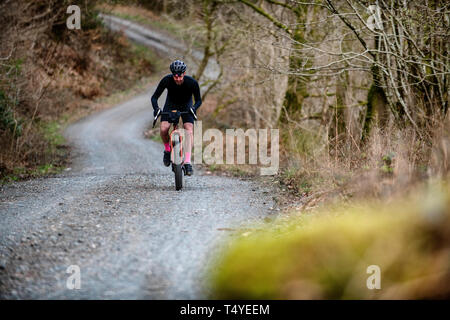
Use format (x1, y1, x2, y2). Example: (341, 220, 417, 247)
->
(151, 74, 202, 111)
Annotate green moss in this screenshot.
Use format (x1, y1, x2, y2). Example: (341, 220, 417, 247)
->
(210, 184, 450, 299)
(362, 83, 380, 142)
(362, 64, 388, 143)
(281, 9, 313, 116)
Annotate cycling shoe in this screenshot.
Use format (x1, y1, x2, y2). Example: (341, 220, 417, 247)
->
(184, 163, 193, 176)
(163, 150, 171, 167)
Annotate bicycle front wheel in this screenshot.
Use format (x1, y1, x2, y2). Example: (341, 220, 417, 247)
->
(172, 132, 184, 190)
(174, 164, 184, 191)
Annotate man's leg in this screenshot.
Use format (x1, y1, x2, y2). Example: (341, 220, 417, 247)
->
(183, 122, 194, 163)
(160, 121, 170, 144)
(160, 121, 171, 166)
(183, 122, 194, 175)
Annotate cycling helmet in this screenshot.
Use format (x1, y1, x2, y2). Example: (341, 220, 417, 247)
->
(170, 60, 187, 75)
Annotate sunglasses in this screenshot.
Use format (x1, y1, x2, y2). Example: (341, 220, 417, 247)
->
(173, 73, 184, 77)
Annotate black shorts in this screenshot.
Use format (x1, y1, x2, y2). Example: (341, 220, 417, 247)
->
(161, 104, 195, 124)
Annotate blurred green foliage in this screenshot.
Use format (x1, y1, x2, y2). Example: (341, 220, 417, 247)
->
(40, 121, 65, 149)
(210, 183, 450, 299)
(381, 152, 395, 175)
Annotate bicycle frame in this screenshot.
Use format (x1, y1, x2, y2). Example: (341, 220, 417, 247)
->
(170, 125, 184, 165)
(152, 109, 194, 190)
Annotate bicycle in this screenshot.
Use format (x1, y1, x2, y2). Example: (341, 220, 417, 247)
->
(152, 109, 196, 191)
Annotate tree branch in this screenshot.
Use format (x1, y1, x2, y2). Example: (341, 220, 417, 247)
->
(237, 0, 292, 35)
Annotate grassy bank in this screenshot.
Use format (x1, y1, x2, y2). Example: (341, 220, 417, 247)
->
(0, 1, 164, 183)
(1, 121, 67, 183)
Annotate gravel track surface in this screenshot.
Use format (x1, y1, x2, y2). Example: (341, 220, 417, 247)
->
(0, 12, 277, 300)
(0, 79, 277, 300)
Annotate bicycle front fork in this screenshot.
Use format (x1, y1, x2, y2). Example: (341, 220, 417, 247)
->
(170, 131, 184, 165)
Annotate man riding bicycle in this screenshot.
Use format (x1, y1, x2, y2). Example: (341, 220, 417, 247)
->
(151, 60, 202, 176)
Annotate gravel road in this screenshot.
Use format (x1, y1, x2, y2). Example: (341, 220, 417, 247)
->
(0, 16, 277, 299)
(99, 14, 220, 81)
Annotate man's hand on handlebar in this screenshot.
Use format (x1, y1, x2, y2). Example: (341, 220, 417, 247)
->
(152, 107, 196, 128)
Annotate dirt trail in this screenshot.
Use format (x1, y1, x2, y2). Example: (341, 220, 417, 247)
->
(0, 14, 277, 299)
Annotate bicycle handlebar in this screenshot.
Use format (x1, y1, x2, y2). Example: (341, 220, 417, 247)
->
(152, 109, 196, 128)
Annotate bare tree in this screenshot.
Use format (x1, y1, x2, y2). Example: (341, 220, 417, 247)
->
(236, 0, 449, 142)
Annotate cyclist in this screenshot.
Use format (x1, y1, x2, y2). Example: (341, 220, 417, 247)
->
(151, 60, 202, 176)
